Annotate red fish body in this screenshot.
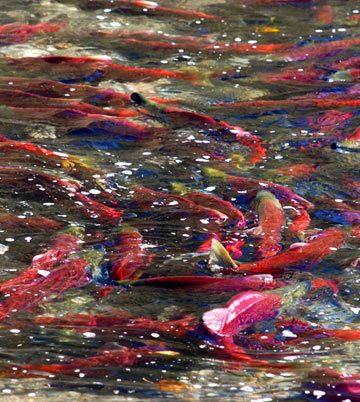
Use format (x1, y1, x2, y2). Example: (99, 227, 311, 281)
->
(275, 163, 319, 179)
(131, 186, 228, 224)
(0, 22, 63, 45)
(204, 42, 290, 55)
(205, 169, 313, 210)
(214, 98, 360, 110)
(0, 257, 90, 321)
(251, 191, 285, 258)
(0, 76, 132, 106)
(0, 229, 83, 293)
(287, 206, 311, 231)
(109, 227, 153, 281)
(0, 106, 154, 137)
(237, 0, 316, 4)
(131, 92, 266, 163)
(277, 318, 360, 343)
(94, 29, 289, 56)
(119, 274, 278, 292)
(0, 166, 123, 223)
(22, 346, 142, 376)
(0, 56, 196, 83)
(81, 0, 219, 19)
(281, 38, 360, 62)
(202, 291, 282, 336)
(35, 312, 197, 338)
(0, 213, 64, 233)
(232, 228, 346, 275)
(0, 135, 102, 183)
(0, 88, 125, 116)
(204, 169, 313, 231)
(93, 30, 210, 54)
(196, 233, 245, 258)
(180, 191, 246, 228)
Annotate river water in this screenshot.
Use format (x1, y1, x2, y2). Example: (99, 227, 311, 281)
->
(0, 1, 358, 401)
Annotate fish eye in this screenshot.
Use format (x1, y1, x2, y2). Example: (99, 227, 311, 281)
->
(130, 92, 143, 105)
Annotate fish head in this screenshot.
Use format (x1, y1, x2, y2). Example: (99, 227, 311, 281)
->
(254, 190, 282, 209)
(130, 92, 146, 106)
(202, 307, 228, 336)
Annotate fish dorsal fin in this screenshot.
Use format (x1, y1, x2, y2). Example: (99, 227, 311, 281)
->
(209, 239, 237, 271)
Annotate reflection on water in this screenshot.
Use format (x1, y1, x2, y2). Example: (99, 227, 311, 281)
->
(0, 0, 358, 400)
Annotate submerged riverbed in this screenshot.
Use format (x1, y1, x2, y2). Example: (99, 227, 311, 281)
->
(0, 0, 358, 401)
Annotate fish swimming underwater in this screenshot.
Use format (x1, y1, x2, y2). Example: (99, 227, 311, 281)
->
(249, 190, 285, 258)
(210, 227, 346, 275)
(131, 92, 266, 164)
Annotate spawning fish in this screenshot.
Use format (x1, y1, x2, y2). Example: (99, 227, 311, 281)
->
(131, 92, 266, 164)
(276, 318, 360, 343)
(180, 191, 246, 229)
(0, 248, 103, 321)
(0, 56, 197, 83)
(0, 213, 64, 233)
(0, 166, 123, 223)
(249, 190, 285, 258)
(0, 76, 177, 107)
(196, 232, 245, 258)
(130, 186, 229, 224)
(20, 346, 144, 376)
(203, 167, 312, 230)
(202, 167, 313, 210)
(0, 76, 126, 104)
(91, 29, 212, 54)
(93, 29, 290, 56)
(202, 290, 282, 337)
(280, 37, 360, 62)
(213, 98, 360, 110)
(116, 274, 278, 292)
(275, 163, 320, 179)
(210, 227, 346, 275)
(0, 106, 156, 138)
(107, 226, 154, 281)
(0, 88, 127, 116)
(35, 311, 196, 338)
(0, 135, 102, 183)
(0, 22, 63, 46)
(80, 0, 220, 20)
(0, 227, 84, 293)
(171, 183, 246, 228)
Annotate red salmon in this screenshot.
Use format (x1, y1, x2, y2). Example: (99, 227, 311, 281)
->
(202, 290, 282, 336)
(250, 191, 285, 258)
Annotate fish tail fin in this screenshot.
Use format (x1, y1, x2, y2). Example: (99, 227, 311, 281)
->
(209, 239, 238, 271)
